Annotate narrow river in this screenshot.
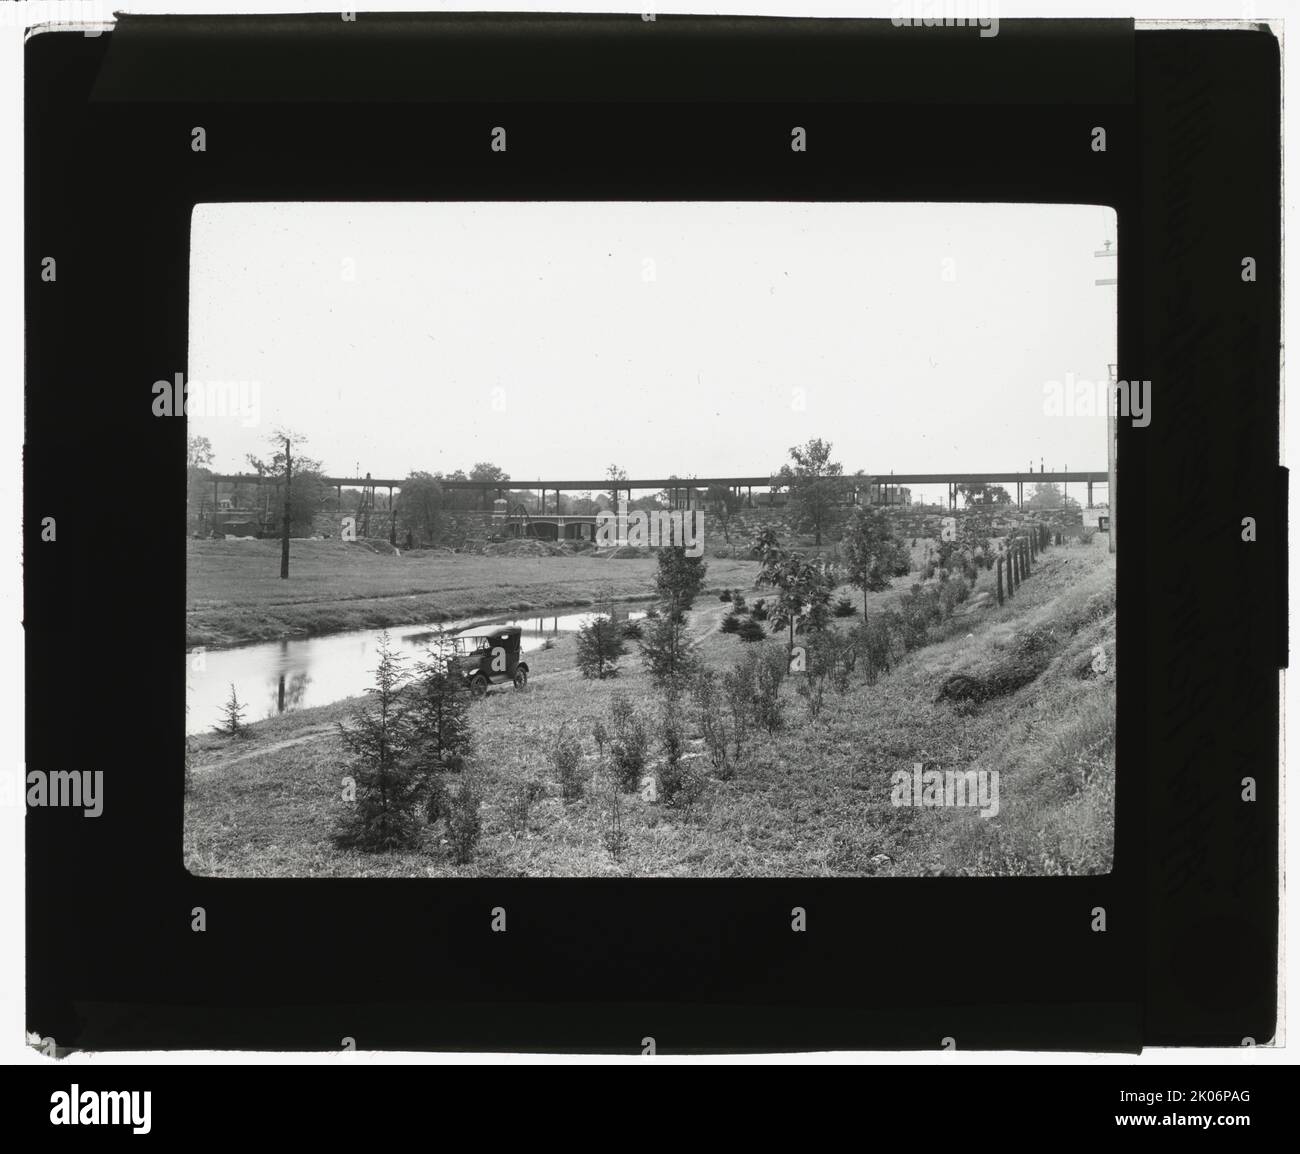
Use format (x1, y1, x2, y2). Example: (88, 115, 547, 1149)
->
(185, 608, 646, 735)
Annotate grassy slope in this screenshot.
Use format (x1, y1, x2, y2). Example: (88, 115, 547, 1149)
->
(185, 541, 1115, 878)
(186, 538, 761, 648)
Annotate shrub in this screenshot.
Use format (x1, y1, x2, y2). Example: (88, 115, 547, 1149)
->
(445, 775, 484, 864)
(600, 767, 628, 860)
(639, 609, 699, 691)
(1081, 589, 1115, 624)
(692, 669, 733, 780)
(731, 593, 748, 612)
(576, 614, 625, 679)
(833, 596, 858, 618)
(896, 584, 944, 648)
(609, 692, 650, 791)
(657, 706, 703, 809)
(749, 598, 769, 622)
(721, 654, 756, 763)
(737, 618, 767, 642)
(550, 722, 586, 802)
(752, 645, 787, 734)
(796, 629, 856, 718)
(719, 588, 733, 602)
(424, 772, 449, 824)
(854, 616, 895, 684)
(505, 779, 544, 837)
(938, 576, 969, 619)
(795, 659, 828, 721)
(1015, 624, 1058, 657)
(720, 613, 742, 634)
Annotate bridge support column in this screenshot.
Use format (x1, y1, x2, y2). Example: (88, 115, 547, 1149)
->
(1087, 480, 1093, 508)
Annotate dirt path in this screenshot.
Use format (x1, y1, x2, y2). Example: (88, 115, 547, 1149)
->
(195, 725, 338, 773)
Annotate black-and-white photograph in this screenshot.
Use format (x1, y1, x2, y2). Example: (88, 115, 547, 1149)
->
(183, 200, 1118, 878)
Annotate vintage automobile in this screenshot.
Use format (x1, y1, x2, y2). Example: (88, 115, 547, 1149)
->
(452, 626, 529, 695)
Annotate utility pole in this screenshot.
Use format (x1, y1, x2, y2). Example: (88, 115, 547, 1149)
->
(280, 435, 292, 579)
(1096, 239, 1117, 554)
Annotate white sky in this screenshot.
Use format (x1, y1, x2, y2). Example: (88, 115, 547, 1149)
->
(190, 201, 1116, 492)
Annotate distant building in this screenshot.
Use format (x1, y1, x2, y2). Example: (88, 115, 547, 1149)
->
(1083, 505, 1110, 530)
(867, 484, 912, 506)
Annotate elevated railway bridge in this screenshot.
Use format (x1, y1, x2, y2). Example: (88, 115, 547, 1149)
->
(201, 470, 1109, 541)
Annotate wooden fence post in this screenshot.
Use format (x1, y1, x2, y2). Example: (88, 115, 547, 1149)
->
(995, 555, 1004, 605)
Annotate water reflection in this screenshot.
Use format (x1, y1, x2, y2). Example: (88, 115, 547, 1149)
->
(186, 606, 646, 735)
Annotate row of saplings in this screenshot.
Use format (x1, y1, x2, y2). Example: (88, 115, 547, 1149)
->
(330, 518, 1013, 864)
(544, 523, 1001, 861)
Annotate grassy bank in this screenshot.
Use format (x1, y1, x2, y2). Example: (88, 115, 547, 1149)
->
(186, 538, 761, 648)
(186, 540, 1116, 878)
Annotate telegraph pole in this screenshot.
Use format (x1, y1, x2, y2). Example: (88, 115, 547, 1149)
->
(280, 435, 292, 579)
(1095, 239, 1117, 554)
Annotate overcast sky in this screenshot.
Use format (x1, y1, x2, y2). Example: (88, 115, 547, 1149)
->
(190, 200, 1115, 494)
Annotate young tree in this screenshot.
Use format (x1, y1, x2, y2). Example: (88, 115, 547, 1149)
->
(333, 633, 424, 852)
(654, 546, 708, 613)
(757, 541, 836, 651)
(214, 683, 247, 737)
(777, 438, 849, 546)
(576, 614, 625, 679)
(408, 628, 474, 775)
(639, 605, 698, 691)
(842, 505, 904, 617)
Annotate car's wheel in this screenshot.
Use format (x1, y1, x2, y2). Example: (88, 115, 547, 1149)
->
(468, 674, 489, 697)
(513, 667, 528, 690)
